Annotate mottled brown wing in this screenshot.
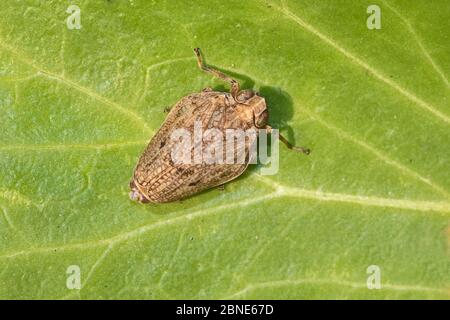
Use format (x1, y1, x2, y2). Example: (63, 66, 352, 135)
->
(132, 90, 257, 203)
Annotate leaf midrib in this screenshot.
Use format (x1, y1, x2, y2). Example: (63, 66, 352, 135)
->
(1, 179, 449, 262)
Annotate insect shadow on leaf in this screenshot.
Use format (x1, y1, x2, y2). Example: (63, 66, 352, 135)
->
(258, 86, 297, 148)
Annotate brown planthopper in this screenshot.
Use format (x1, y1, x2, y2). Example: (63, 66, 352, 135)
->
(129, 48, 310, 203)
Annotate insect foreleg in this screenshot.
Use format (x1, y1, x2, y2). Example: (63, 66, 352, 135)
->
(194, 48, 240, 98)
(265, 125, 310, 155)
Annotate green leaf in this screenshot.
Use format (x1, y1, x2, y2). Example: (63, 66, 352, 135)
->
(0, 0, 449, 299)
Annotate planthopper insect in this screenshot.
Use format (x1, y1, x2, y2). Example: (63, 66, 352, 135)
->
(129, 48, 309, 203)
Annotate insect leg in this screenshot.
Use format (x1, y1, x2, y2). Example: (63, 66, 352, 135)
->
(194, 48, 240, 98)
(266, 126, 310, 155)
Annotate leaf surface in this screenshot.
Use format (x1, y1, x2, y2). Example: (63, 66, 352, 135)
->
(0, 0, 449, 299)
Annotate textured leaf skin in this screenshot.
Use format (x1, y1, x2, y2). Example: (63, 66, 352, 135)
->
(0, 0, 449, 299)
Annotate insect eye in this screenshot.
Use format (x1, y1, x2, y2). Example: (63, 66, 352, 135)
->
(237, 90, 255, 102)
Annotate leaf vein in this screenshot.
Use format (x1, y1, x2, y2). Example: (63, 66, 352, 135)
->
(0, 188, 448, 260)
(0, 41, 152, 133)
(223, 278, 449, 299)
(381, 0, 449, 87)
(267, 0, 450, 124)
(0, 140, 147, 152)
